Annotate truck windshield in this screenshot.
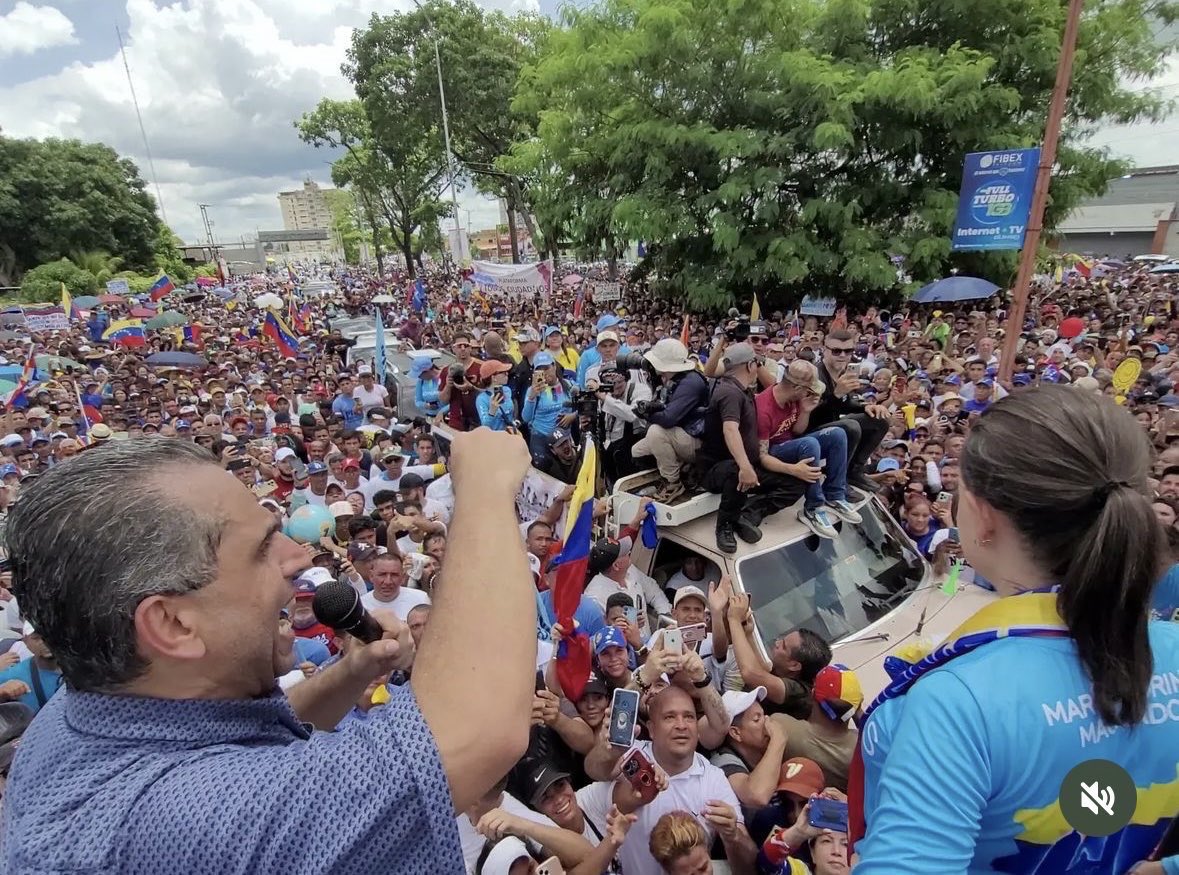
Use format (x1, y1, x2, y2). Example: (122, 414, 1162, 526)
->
(736, 502, 924, 646)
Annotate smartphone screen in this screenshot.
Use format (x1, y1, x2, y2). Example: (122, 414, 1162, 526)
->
(807, 799, 848, 832)
(608, 688, 640, 748)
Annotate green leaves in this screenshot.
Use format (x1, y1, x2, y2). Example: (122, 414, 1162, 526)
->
(511, 0, 1177, 310)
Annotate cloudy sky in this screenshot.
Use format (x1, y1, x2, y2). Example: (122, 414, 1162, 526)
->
(0, 0, 1176, 247)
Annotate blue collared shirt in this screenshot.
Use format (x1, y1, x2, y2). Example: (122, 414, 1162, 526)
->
(2, 684, 463, 873)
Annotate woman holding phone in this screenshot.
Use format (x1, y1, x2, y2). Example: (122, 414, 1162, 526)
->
(850, 385, 1179, 874)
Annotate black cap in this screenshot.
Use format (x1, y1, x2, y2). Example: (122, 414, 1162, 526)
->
(588, 538, 621, 575)
(581, 671, 609, 699)
(524, 763, 571, 807)
(548, 427, 573, 447)
(398, 472, 426, 491)
(748, 321, 769, 337)
(273, 412, 291, 425)
(299, 413, 317, 427)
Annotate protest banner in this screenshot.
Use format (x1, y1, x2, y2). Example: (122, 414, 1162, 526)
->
(800, 296, 838, 317)
(592, 282, 622, 302)
(951, 149, 1039, 251)
(105, 279, 130, 296)
(470, 260, 553, 297)
(23, 307, 69, 332)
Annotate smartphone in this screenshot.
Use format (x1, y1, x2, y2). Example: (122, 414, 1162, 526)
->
(662, 627, 683, 655)
(619, 747, 659, 805)
(622, 605, 638, 625)
(937, 491, 952, 505)
(807, 798, 849, 833)
(289, 457, 307, 480)
(679, 623, 707, 645)
(948, 527, 960, 544)
(536, 857, 565, 875)
(608, 688, 640, 748)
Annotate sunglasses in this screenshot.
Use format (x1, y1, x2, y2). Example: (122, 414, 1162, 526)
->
(825, 346, 854, 356)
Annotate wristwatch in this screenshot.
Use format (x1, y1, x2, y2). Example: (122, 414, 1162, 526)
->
(632, 669, 651, 691)
(692, 676, 712, 689)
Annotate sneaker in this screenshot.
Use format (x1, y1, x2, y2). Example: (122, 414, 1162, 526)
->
(825, 499, 862, 525)
(734, 515, 763, 544)
(716, 523, 738, 554)
(848, 472, 881, 493)
(652, 479, 686, 504)
(846, 485, 870, 503)
(798, 506, 838, 539)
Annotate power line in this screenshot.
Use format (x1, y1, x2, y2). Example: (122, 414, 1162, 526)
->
(116, 25, 168, 227)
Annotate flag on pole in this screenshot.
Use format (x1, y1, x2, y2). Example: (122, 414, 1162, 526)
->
(3, 345, 37, 410)
(679, 313, 691, 348)
(374, 308, 387, 383)
(149, 275, 175, 302)
(750, 294, 762, 322)
(547, 436, 598, 701)
(262, 312, 299, 358)
(61, 283, 79, 322)
(412, 277, 427, 312)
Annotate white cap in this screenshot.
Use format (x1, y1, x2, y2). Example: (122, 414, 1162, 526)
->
(357, 365, 372, 375)
(672, 585, 707, 608)
(295, 567, 335, 589)
(722, 686, 767, 723)
(329, 501, 355, 518)
(1, 435, 24, 448)
(480, 837, 532, 875)
(275, 447, 296, 462)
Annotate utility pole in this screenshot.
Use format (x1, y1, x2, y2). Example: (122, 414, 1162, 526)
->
(198, 204, 218, 262)
(116, 26, 168, 226)
(998, 0, 1086, 382)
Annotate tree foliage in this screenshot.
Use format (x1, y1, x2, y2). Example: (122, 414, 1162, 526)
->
(513, 0, 1177, 309)
(0, 136, 162, 286)
(19, 258, 98, 301)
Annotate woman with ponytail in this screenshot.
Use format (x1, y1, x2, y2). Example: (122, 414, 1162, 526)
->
(849, 385, 1179, 874)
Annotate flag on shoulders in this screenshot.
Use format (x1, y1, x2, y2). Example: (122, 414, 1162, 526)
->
(102, 319, 147, 348)
(3, 346, 37, 410)
(548, 436, 598, 701)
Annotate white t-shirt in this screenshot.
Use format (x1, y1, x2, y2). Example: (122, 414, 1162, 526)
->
(665, 560, 722, 593)
(583, 567, 671, 637)
(606, 741, 743, 875)
(361, 586, 430, 621)
(457, 791, 558, 874)
(359, 464, 442, 511)
(352, 382, 390, 412)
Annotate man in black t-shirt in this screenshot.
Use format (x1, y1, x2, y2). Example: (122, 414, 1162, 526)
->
(698, 343, 806, 553)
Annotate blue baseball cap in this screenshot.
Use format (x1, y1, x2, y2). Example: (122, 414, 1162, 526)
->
(596, 314, 624, 332)
(306, 462, 328, 475)
(175, 419, 192, 429)
(944, 374, 962, 386)
(1012, 373, 1032, 386)
(533, 351, 556, 368)
(543, 326, 563, 339)
(592, 625, 627, 655)
(978, 377, 994, 388)
(876, 458, 901, 473)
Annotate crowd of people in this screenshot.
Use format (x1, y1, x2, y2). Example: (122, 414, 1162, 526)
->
(0, 254, 1176, 874)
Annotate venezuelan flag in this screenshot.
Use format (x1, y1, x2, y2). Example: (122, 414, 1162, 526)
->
(547, 436, 598, 701)
(102, 319, 147, 348)
(3, 346, 37, 410)
(263, 312, 299, 358)
(149, 274, 175, 302)
(61, 283, 79, 322)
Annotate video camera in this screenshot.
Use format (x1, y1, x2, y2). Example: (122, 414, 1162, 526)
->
(724, 308, 751, 343)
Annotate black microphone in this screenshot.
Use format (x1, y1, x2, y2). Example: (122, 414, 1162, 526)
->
(311, 580, 385, 644)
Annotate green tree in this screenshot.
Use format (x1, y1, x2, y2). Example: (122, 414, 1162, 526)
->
(152, 226, 195, 285)
(19, 258, 98, 302)
(0, 136, 162, 286)
(69, 251, 124, 284)
(514, 0, 1177, 310)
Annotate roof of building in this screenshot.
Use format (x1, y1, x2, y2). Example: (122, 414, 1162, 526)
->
(1057, 201, 1177, 234)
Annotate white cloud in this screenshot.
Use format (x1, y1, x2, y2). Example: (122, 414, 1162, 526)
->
(0, 2, 79, 58)
(0, 0, 513, 243)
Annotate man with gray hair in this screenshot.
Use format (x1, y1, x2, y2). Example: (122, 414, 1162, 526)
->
(1, 429, 537, 873)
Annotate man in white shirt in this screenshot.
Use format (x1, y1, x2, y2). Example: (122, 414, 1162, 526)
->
(664, 554, 722, 595)
(583, 538, 670, 639)
(587, 686, 756, 875)
(359, 447, 444, 512)
(360, 552, 429, 620)
(351, 366, 390, 413)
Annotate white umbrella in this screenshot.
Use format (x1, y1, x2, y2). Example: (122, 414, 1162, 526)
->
(372, 294, 396, 303)
(1150, 263, 1179, 274)
(253, 292, 284, 310)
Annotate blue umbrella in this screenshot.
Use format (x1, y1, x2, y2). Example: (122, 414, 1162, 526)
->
(912, 276, 1001, 304)
(145, 351, 208, 369)
(214, 287, 234, 299)
(73, 295, 100, 309)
